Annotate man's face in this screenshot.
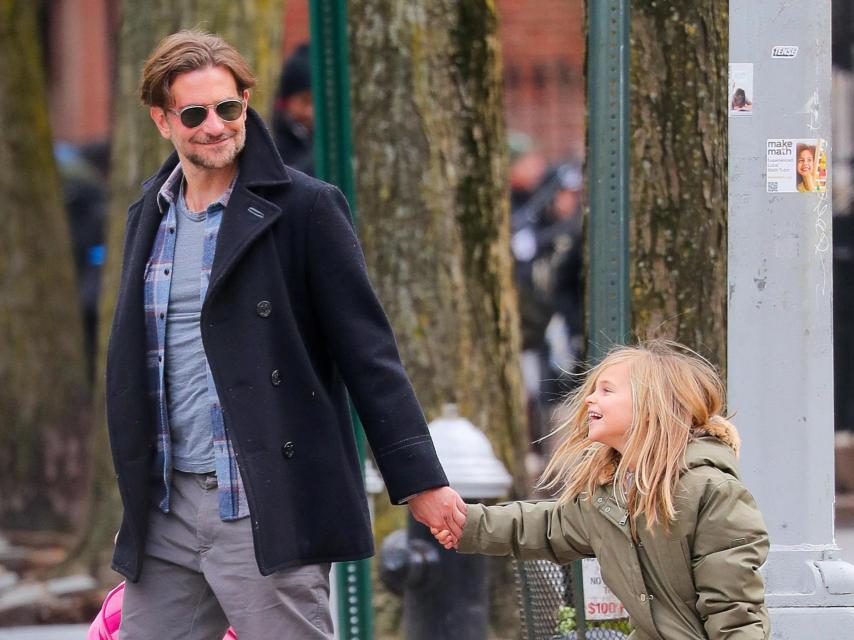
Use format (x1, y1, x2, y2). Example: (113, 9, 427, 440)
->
(150, 65, 249, 172)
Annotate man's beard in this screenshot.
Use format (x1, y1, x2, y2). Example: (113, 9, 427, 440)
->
(185, 127, 246, 170)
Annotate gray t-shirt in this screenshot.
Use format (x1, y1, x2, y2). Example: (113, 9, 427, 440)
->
(165, 181, 215, 473)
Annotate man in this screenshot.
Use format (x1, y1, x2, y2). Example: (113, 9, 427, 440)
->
(106, 30, 466, 639)
(272, 42, 314, 175)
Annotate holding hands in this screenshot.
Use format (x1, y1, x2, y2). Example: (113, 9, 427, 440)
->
(407, 485, 467, 549)
(430, 527, 459, 550)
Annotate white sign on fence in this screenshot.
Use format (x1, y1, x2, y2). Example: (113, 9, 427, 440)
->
(581, 558, 627, 620)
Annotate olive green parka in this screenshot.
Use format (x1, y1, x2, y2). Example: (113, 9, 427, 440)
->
(458, 423, 770, 639)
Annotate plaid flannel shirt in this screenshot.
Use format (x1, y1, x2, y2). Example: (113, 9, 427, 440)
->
(144, 163, 248, 520)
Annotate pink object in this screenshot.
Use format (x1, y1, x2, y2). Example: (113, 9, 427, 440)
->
(88, 582, 237, 639)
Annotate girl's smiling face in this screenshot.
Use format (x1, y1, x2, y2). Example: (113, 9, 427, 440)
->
(797, 148, 814, 177)
(585, 361, 633, 453)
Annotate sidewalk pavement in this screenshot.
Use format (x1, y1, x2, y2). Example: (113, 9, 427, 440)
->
(0, 626, 87, 639)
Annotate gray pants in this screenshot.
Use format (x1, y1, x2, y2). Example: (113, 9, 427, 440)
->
(121, 471, 333, 640)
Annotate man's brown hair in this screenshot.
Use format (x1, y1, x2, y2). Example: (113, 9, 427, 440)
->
(139, 29, 256, 108)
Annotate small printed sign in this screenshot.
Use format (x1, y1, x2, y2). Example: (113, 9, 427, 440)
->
(582, 558, 627, 620)
(771, 46, 799, 58)
(766, 138, 827, 193)
(729, 63, 754, 116)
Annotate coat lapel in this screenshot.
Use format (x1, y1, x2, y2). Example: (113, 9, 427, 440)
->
(118, 109, 290, 315)
(115, 184, 167, 331)
(122, 152, 179, 300)
(206, 188, 282, 299)
(106, 181, 168, 397)
(129, 193, 165, 284)
(206, 108, 290, 299)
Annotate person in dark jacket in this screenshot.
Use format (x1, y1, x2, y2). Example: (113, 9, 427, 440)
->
(107, 30, 465, 639)
(272, 42, 314, 175)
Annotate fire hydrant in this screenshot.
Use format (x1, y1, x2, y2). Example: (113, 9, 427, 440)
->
(379, 404, 512, 639)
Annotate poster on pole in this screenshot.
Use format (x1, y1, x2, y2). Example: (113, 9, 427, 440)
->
(581, 558, 627, 620)
(766, 138, 827, 193)
(729, 63, 754, 116)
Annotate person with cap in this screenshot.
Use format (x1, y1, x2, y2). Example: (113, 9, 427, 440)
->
(273, 42, 314, 175)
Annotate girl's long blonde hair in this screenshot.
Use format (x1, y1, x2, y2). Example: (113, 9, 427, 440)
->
(539, 340, 737, 533)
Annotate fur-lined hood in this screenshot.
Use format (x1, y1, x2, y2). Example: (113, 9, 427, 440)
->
(685, 419, 742, 478)
(594, 419, 742, 485)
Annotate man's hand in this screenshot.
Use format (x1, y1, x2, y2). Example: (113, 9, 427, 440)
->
(408, 486, 467, 541)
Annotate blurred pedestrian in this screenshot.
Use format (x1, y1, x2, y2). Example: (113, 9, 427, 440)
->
(545, 163, 584, 377)
(55, 141, 108, 380)
(272, 42, 314, 175)
(510, 160, 584, 452)
(509, 144, 549, 213)
(106, 29, 464, 640)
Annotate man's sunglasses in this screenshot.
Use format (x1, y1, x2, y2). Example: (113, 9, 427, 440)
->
(170, 98, 245, 129)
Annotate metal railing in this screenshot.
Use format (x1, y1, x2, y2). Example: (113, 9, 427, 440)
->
(514, 559, 631, 640)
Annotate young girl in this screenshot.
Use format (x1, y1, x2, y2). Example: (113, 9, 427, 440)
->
(433, 340, 770, 639)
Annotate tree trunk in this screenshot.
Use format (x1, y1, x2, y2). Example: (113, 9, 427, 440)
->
(349, 0, 526, 495)
(75, 0, 285, 577)
(629, 1, 728, 368)
(0, 0, 90, 531)
(349, 2, 526, 636)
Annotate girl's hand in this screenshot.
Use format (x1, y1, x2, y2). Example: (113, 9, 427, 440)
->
(430, 527, 459, 550)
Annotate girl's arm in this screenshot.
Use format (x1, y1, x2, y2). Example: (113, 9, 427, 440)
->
(692, 478, 770, 639)
(455, 499, 594, 565)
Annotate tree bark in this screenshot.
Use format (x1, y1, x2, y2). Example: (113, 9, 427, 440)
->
(629, 1, 728, 368)
(349, 0, 526, 494)
(75, 0, 285, 577)
(349, 2, 527, 636)
(0, 0, 90, 531)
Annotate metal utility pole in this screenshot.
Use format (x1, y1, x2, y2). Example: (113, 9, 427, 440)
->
(309, 2, 373, 639)
(729, 1, 854, 635)
(587, 0, 631, 362)
(582, 1, 631, 637)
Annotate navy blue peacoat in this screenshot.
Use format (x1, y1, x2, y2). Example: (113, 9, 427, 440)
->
(106, 109, 448, 581)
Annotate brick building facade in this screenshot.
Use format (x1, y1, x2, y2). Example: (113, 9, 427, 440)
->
(280, 0, 586, 162)
(47, 0, 586, 163)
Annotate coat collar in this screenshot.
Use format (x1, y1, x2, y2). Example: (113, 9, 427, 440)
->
(131, 107, 290, 305)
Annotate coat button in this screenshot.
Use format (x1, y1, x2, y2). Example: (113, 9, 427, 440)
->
(271, 369, 282, 386)
(281, 441, 295, 459)
(256, 300, 272, 317)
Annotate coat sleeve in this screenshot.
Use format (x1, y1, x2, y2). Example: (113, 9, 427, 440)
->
(692, 477, 770, 639)
(458, 500, 594, 564)
(305, 184, 448, 502)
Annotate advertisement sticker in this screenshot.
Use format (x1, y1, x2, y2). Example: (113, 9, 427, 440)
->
(766, 138, 827, 193)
